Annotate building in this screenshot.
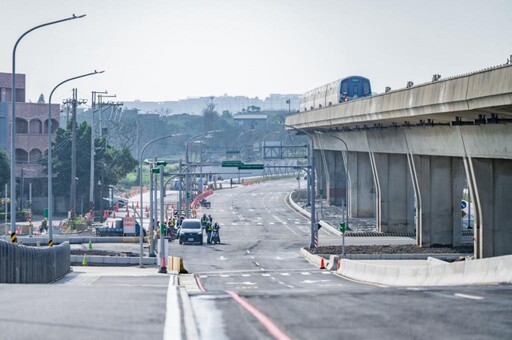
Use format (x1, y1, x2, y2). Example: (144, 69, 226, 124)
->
(0, 72, 60, 211)
(232, 113, 268, 130)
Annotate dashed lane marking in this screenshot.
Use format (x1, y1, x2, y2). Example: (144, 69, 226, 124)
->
(455, 293, 484, 300)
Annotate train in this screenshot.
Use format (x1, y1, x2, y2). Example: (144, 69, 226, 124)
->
(299, 75, 372, 112)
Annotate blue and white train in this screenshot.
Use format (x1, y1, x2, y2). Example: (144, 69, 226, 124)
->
(299, 75, 372, 112)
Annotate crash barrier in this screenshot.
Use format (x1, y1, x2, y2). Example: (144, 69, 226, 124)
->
(167, 256, 188, 273)
(0, 240, 70, 283)
(337, 254, 512, 286)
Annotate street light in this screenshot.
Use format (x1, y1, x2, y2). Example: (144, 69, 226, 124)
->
(10, 13, 86, 236)
(283, 123, 317, 249)
(185, 130, 220, 217)
(47, 70, 104, 246)
(314, 131, 349, 257)
(89, 90, 108, 217)
(139, 134, 178, 267)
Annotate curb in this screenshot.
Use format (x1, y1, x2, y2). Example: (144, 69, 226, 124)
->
(71, 255, 157, 266)
(13, 236, 147, 245)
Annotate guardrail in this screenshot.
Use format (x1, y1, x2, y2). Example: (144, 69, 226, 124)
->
(0, 240, 70, 283)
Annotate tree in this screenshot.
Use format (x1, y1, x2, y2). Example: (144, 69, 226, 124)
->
(0, 148, 9, 190)
(202, 96, 219, 132)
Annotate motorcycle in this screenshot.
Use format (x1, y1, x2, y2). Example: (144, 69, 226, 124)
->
(199, 199, 211, 209)
(210, 224, 221, 244)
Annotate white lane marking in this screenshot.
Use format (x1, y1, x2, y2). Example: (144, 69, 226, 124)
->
(277, 281, 294, 289)
(455, 293, 484, 300)
(220, 274, 230, 278)
(241, 274, 251, 277)
(254, 262, 260, 267)
(269, 222, 275, 225)
(406, 287, 424, 291)
(262, 274, 271, 277)
(217, 256, 228, 261)
(250, 256, 255, 259)
(199, 275, 208, 278)
(321, 272, 331, 275)
(272, 215, 300, 236)
(271, 277, 277, 281)
(163, 276, 181, 340)
(246, 250, 251, 254)
(280, 273, 290, 276)
(226, 281, 257, 286)
(301, 272, 311, 276)
(257, 222, 263, 225)
(303, 279, 331, 284)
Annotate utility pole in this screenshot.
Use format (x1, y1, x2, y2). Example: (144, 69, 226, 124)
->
(63, 89, 86, 221)
(89, 90, 107, 219)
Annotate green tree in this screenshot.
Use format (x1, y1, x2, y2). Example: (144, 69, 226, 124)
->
(0, 148, 10, 190)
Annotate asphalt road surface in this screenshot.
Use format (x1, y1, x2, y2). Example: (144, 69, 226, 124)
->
(1, 178, 511, 340)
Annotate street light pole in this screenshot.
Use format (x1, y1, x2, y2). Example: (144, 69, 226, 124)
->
(185, 130, 220, 217)
(47, 70, 103, 246)
(283, 124, 317, 249)
(315, 131, 349, 257)
(11, 13, 86, 236)
(139, 134, 177, 267)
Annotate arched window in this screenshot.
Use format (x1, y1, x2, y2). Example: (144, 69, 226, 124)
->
(29, 149, 43, 163)
(30, 119, 42, 134)
(43, 119, 59, 134)
(15, 118, 28, 133)
(15, 149, 28, 163)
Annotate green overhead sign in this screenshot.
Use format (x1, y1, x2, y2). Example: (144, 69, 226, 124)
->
(238, 163, 264, 170)
(221, 160, 243, 167)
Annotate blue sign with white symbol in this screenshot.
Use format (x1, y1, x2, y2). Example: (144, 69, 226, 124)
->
(461, 200, 467, 209)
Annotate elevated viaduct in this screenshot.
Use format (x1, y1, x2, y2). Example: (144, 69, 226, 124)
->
(285, 63, 512, 259)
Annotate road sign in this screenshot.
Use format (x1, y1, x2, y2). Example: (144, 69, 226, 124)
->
(221, 160, 243, 167)
(461, 200, 467, 209)
(238, 163, 264, 170)
(123, 216, 136, 234)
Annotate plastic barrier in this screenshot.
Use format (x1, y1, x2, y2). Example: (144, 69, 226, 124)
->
(0, 240, 70, 283)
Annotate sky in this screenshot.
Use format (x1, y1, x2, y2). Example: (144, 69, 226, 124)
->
(1, 0, 511, 105)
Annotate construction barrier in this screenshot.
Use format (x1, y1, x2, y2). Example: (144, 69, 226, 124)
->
(167, 256, 188, 273)
(0, 240, 70, 283)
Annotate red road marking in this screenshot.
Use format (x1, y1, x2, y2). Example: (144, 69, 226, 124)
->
(226, 290, 291, 340)
(195, 276, 206, 292)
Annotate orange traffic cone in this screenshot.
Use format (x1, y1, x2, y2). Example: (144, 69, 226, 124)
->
(319, 257, 326, 269)
(158, 255, 167, 274)
(16, 225, 21, 234)
(337, 261, 341, 270)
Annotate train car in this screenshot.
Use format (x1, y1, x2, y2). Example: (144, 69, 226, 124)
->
(299, 75, 372, 112)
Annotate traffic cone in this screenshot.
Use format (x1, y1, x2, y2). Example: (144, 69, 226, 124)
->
(320, 257, 326, 269)
(82, 254, 88, 266)
(88, 239, 93, 250)
(337, 261, 341, 270)
(158, 255, 167, 274)
(16, 225, 21, 234)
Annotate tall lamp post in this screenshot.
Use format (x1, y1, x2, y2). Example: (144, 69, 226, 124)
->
(47, 70, 103, 246)
(139, 134, 178, 267)
(315, 131, 349, 257)
(10, 13, 86, 236)
(185, 130, 220, 217)
(283, 124, 317, 249)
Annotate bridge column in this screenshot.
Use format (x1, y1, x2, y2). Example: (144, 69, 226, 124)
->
(327, 150, 345, 206)
(371, 153, 415, 233)
(410, 155, 465, 247)
(347, 151, 375, 218)
(467, 158, 512, 258)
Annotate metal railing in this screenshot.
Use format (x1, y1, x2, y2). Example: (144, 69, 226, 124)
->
(0, 240, 70, 283)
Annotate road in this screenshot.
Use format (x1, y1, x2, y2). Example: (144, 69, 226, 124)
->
(0, 178, 511, 340)
(170, 179, 512, 339)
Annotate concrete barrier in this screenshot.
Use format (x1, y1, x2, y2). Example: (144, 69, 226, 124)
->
(0, 239, 70, 283)
(337, 255, 512, 286)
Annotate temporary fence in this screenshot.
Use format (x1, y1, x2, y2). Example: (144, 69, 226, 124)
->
(0, 240, 70, 283)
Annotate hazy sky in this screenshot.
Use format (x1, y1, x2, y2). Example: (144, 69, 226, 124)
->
(1, 0, 511, 104)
